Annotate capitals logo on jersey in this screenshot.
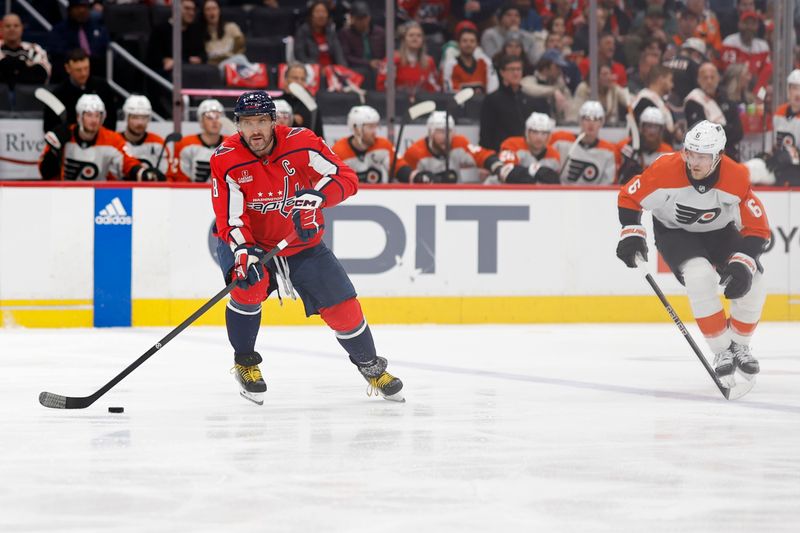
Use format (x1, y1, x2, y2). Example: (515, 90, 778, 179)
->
(675, 203, 722, 225)
(565, 159, 600, 182)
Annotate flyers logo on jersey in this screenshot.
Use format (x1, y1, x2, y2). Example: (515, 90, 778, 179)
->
(65, 159, 100, 180)
(356, 167, 382, 184)
(566, 160, 600, 182)
(777, 131, 796, 148)
(675, 203, 721, 225)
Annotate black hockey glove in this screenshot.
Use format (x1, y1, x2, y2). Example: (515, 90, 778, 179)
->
(43, 125, 71, 155)
(140, 167, 166, 182)
(412, 170, 434, 184)
(231, 245, 266, 289)
(497, 163, 534, 184)
(720, 253, 757, 299)
(292, 189, 326, 242)
(616, 225, 648, 268)
(433, 170, 458, 183)
(533, 166, 560, 184)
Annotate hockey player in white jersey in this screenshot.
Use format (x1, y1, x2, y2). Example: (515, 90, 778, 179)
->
(168, 98, 226, 182)
(120, 95, 169, 174)
(331, 105, 399, 183)
(747, 69, 800, 186)
(615, 107, 674, 185)
(616, 121, 770, 387)
(40, 94, 164, 181)
(550, 100, 618, 185)
(495, 112, 561, 184)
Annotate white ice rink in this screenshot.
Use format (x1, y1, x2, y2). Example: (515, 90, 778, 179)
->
(1, 323, 798, 532)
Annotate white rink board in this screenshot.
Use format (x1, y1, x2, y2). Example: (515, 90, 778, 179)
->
(0, 186, 797, 302)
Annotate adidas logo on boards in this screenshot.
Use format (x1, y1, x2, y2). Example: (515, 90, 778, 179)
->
(95, 197, 132, 225)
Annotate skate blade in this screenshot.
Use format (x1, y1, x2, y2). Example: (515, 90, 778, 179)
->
(239, 390, 264, 406)
(381, 390, 406, 403)
(723, 371, 756, 401)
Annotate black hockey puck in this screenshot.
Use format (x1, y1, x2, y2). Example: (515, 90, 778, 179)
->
(108, 407, 124, 413)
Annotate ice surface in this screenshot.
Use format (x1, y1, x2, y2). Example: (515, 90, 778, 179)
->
(1, 323, 799, 532)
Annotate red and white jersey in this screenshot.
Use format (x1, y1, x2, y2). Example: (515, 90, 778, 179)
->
(331, 136, 397, 184)
(210, 126, 358, 256)
(498, 136, 560, 171)
(618, 152, 770, 238)
(122, 131, 168, 173)
(40, 125, 142, 181)
(721, 34, 771, 81)
(402, 135, 496, 183)
(169, 134, 225, 182)
(0, 40, 52, 78)
(550, 131, 618, 185)
(773, 103, 800, 150)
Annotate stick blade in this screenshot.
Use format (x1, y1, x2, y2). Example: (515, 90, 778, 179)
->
(34, 88, 66, 117)
(453, 87, 475, 106)
(39, 391, 67, 409)
(408, 100, 436, 120)
(165, 132, 183, 143)
(725, 376, 756, 401)
(288, 82, 318, 112)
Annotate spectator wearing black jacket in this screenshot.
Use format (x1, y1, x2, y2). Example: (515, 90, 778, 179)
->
(146, 0, 207, 77)
(47, 0, 109, 83)
(337, 2, 385, 86)
(479, 54, 548, 151)
(42, 48, 118, 132)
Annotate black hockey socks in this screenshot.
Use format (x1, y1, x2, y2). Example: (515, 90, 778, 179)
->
(337, 320, 377, 365)
(226, 300, 262, 357)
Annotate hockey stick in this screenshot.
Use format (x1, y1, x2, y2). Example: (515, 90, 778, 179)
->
(288, 82, 318, 134)
(558, 131, 586, 179)
(640, 266, 755, 400)
(389, 100, 436, 180)
(445, 88, 475, 177)
(155, 132, 182, 170)
(35, 87, 66, 124)
(39, 235, 297, 409)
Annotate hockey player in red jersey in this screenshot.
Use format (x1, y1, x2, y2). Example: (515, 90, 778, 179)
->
(169, 98, 226, 182)
(331, 105, 404, 183)
(120, 94, 169, 174)
(209, 90, 404, 405)
(39, 94, 164, 181)
(616, 120, 770, 387)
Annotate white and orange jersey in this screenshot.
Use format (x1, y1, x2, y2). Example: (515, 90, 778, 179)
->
(499, 136, 560, 171)
(618, 152, 770, 239)
(169, 134, 225, 182)
(39, 125, 143, 181)
(550, 130, 618, 185)
(331, 136, 397, 184)
(614, 137, 673, 169)
(122, 131, 168, 173)
(773, 103, 800, 150)
(402, 135, 496, 183)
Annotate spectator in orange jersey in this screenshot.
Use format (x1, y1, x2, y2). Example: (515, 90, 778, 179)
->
(441, 26, 498, 94)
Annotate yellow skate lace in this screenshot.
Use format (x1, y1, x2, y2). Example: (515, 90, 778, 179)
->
(366, 372, 396, 397)
(231, 364, 263, 383)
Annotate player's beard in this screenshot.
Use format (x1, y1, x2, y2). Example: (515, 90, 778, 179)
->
(245, 128, 274, 156)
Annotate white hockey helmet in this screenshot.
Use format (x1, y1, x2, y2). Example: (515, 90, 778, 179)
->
(198, 98, 224, 118)
(579, 100, 605, 121)
(123, 94, 152, 119)
(639, 106, 666, 126)
(787, 69, 800, 87)
(347, 105, 380, 132)
(684, 120, 726, 154)
(426, 111, 455, 134)
(525, 112, 555, 132)
(76, 93, 106, 117)
(273, 98, 293, 117)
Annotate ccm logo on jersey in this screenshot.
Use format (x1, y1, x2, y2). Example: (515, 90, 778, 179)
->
(675, 203, 721, 224)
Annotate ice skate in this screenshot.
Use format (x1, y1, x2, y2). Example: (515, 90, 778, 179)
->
(732, 342, 760, 381)
(713, 346, 736, 388)
(353, 356, 405, 402)
(231, 352, 267, 405)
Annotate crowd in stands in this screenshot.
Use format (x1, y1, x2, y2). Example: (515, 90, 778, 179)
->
(1, 0, 800, 186)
